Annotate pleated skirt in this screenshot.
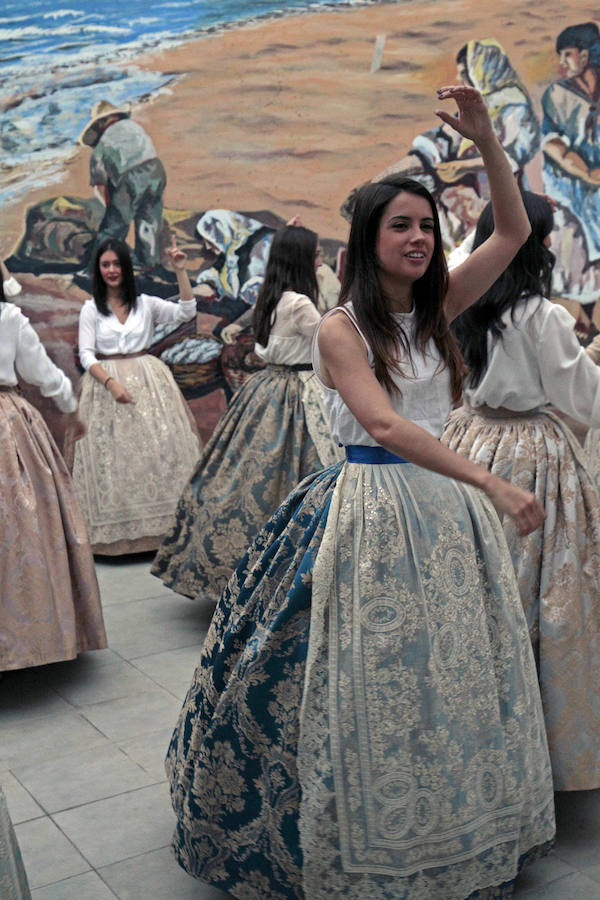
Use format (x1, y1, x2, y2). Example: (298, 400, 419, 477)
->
(151, 365, 343, 599)
(166, 461, 554, 899)
(0, 389, 106, 671)
(68, 355, 201, 555)
(443, 406, 600, 791)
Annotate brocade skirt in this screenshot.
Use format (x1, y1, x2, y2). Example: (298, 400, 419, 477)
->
(68, 355, 201, 555)
(0, 389, 106, 671)
(151, 365, 343, 599)
(166, 460, 554, 899)
(443, 406, 600, 791)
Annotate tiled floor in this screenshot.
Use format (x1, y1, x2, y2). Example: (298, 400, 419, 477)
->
(1, 554, 599, 899)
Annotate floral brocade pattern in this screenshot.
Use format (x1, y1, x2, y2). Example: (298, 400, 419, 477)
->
(69, 355, 201, 554)
(0, 390, 106, 672)
(151, 366, 343, 599)
(167, 463, 554, 899)
(443, 408, 600, 791)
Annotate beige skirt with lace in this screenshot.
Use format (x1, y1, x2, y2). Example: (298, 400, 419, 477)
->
(0, 389, 106, 671)
(68, 355, 201, 555)
(443, 405, 600, 791)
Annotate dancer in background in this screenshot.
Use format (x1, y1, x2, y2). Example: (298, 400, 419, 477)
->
(68, 237, 200, 555)
(0, 273, 106, 672)
(443, 191, 600, 791)
(165, 86, 554, 899)
(152, 223, 343, 599)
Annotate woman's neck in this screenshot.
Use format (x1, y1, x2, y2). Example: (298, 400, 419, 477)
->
(107, 289, 126, 307)
(380, 276, 413, 313)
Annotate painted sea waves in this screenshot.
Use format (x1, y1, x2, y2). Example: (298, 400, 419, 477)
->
(0, 0, 384, 206)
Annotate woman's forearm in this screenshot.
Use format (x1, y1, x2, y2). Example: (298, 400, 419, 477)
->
(476, 133, 530, 243)
(370, 415, 492, 490)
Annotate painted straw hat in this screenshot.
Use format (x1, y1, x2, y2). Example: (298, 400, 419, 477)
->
(78, 100, 131, 147)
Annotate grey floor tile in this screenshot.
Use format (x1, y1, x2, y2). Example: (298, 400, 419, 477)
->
(32, 870, 116, 899)
(0, 771, 44, 824)
(99, 846, 230, 899)
(119, 726, 174, 782)
(0, 669, 74, 721)
(13, 745, 157, 813)
(0, 711, 109, 768)
(101, 594, 211, 659)
(516, 871, 600, 899)
(49, 659, 159, 707)
(53, 783, 174, 869)
(130, 645, 201, 693)
(95, 555, 174, 605)
(78, 688, 182, 743)
(514, 853, 576, 894)
(553, 789, 600, 870)
(14, 816, 90, 889)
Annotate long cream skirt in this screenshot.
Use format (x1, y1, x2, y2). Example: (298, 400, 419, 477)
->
(69, 355, 201, 554)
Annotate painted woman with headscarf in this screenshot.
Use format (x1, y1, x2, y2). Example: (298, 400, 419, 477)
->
(541, 22, 600, 318)
(342, 39, 540, 253)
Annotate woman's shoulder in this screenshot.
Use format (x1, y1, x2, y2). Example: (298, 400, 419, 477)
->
(0, 302, 27, 329)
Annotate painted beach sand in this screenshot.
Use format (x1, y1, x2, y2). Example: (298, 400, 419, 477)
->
(1, 0, 597, 446)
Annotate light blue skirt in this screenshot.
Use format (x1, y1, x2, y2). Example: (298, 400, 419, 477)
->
(166, 460, 555, 899)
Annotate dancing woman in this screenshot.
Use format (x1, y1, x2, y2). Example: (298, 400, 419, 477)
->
(0, 274, 105, 672)
(166, 87, 554, 898)
(152, 224, 342, 599)
(443, 191, 600, 791)
(68, 237, 201, 554)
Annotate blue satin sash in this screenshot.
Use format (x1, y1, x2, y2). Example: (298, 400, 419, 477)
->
(345, 445, 408, 464)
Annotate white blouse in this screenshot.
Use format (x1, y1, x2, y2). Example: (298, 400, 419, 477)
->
(79, 294, 196, 370)
(313, 303, 452, 446)
(464, 295, 600, 425)
(0, 303, 76, 412)
(254, 291, 321, 366)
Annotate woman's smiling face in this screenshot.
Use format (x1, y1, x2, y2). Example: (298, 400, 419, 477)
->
(376, 191, 435, 291)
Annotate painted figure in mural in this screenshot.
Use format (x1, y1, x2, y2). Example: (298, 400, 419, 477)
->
(342, 39, 540, 254)
(66, 237, 201, 555)
(152, 223, 343, 599)
(78, 101, 166, 271)
(0, 271, 106, 674)
(443, 191, 600, 792)
(541, 22, 600, 323)
(165, 86, 555, 898)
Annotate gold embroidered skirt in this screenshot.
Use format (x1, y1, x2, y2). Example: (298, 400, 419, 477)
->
(69, 355, 201, 555)
(0, 389, 105, 671)
(443, 405, 600, 791)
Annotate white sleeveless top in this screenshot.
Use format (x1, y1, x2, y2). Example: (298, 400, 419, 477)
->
(312, 303, 452, 446)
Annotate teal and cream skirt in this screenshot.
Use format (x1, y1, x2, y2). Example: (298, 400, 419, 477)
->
(166, 458, 554, 899)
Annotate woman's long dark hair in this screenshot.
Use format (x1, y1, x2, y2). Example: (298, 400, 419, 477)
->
(453, 191, 555, 388)
(253, 225, 319, 346)
(339, 175, 464, 403)
(92, 238, 137, 316)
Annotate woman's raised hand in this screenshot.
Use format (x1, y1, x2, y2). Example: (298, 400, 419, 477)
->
(435, 85, 495, 145)
(166, 234, 188, 270)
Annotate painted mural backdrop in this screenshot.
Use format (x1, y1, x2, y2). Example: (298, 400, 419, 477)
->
(1, 0, 598, 446)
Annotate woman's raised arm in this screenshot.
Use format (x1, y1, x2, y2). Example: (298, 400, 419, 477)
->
(435, 85, 531, 322)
